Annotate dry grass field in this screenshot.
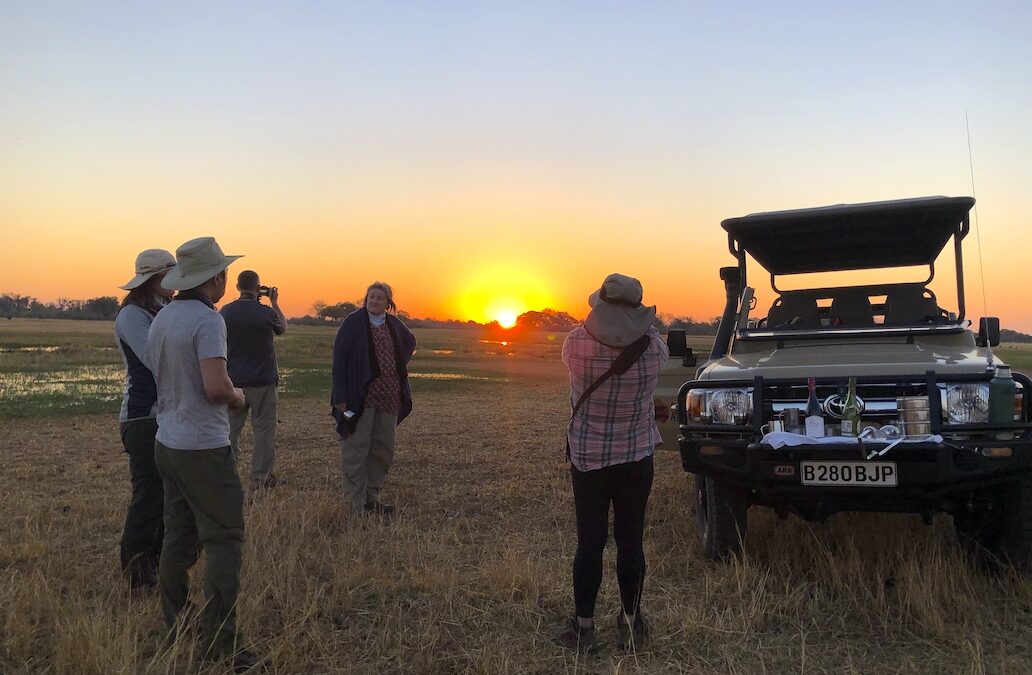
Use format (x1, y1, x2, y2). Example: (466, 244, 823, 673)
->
(3, 320, 1032, 673)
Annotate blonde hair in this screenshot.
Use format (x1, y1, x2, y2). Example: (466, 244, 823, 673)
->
(365, 281, 397, 312)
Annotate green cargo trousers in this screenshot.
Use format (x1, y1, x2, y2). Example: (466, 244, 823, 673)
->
(154, 441, 245, 657)
(339, 407, 397, 515)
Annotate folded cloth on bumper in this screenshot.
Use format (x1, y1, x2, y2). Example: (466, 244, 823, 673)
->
(761, 431, 943, 449)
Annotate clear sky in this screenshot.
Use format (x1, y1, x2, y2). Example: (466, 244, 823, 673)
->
(2, 2, 1030, 328)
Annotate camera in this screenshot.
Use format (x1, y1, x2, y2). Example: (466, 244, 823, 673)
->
(257, 285, 275, 297)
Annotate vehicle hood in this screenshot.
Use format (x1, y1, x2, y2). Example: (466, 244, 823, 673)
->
(701, 339, 993, 381)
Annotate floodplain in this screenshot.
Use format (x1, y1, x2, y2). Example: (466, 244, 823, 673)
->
(2, 319, 1032, 673)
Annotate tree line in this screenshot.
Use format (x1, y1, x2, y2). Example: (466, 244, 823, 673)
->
(0, 293, 120, 321)
(291, 300, 723, 334)
(11, 291, 1032, 341)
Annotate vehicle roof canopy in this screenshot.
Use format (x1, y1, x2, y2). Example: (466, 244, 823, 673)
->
(721, 196, 975, 275)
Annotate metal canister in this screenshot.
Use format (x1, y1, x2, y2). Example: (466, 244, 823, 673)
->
(897, 396, 931, 438)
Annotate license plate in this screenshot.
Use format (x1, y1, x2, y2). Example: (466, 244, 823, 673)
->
(800, 461, 897, 487)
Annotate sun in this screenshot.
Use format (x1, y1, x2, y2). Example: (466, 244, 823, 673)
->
(456, 264, 556, 326)
(495, 309, 518, 329)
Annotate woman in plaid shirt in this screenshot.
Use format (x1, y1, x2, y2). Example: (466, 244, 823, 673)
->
(555, 273, 669, 653)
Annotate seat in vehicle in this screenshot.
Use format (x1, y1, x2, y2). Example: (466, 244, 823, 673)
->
(884, 285, 939, 325)
(829, 292, 874, 326)
(767, 294, 820, 329)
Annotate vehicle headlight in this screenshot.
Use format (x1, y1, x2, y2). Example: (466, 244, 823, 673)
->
(686, 388, 753, 424)
(943, 383, 989, 424)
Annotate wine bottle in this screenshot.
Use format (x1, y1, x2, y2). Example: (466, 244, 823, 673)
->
(805, 377, 825, 437)
(841, 377, 860, 437)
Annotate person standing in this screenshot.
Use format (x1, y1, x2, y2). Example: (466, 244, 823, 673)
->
(555, 273, 669, 654)
(147, 237, 261, 671)
(220, 270, 286, 490)
(114, 248, 176, 590)
(330, 282, 416, 518)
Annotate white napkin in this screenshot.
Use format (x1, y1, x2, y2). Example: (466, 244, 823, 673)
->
(761, 431, 943, 450)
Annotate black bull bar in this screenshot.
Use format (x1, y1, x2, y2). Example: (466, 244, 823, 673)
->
(675, 370, 1032, 498)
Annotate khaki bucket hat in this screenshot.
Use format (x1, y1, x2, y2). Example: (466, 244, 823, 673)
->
(583, 273, 657, 347)
(161, 237, 243, 290)
(119, 249, 177, 290)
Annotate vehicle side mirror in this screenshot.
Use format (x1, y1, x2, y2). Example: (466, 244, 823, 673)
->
(977, 317, 1001, 347)
(667, 329, 687, 356)
(666, 329, 698, 367)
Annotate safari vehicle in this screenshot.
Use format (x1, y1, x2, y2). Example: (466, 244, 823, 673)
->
(671, 196, 1032, 564)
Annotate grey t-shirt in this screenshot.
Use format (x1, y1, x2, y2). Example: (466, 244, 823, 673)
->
(146, 298, 230, 450)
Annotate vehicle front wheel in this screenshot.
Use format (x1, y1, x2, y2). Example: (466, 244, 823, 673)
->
(694, 474, 748, 561)
(954, 474, 1032, 569)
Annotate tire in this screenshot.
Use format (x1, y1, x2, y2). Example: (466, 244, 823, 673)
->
(955, 474, 1032, 569)
(694, 474, 748, 561)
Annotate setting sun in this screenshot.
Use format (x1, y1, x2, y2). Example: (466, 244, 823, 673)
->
(454, 264, 556, 325)
(495, 310, 518, 328)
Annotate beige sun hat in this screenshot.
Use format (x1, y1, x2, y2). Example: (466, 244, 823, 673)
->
(160, 237, 243, 290)
(583, 273, 657, 348)
(119, 249, 177, 290)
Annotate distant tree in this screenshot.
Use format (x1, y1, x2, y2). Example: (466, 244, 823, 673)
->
(84, 296, 120, 320)
(317, 301, 359, 321)
(664, 314, 720, 335)
(1001, 328, 1032, 344)
(0, 293, 33, 319)
(514, 308, 579, 332)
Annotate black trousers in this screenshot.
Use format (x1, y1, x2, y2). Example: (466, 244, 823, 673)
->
(119, 418, 164, 582)
(570, 454, 654, 619)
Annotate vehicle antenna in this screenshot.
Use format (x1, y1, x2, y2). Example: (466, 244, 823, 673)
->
(966, 111, 994, 370)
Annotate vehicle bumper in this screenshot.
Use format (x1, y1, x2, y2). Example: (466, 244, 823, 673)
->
(680, 436, 1032, 512)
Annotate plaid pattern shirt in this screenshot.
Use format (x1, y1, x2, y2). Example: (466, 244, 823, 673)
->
(562, 326, 669, 472)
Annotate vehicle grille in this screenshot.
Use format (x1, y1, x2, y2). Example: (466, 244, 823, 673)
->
(765, 382, 929, 422)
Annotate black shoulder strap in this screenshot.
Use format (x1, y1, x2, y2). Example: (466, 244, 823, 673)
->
(569, 333, 651, 421)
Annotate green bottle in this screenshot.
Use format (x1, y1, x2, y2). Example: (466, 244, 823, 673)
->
(841, 377, 861, 437)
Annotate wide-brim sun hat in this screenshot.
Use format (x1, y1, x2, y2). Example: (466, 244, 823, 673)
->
(161, 236, 243, 290)
(583, 273, 657, 348)
(119, 249, 177, 290)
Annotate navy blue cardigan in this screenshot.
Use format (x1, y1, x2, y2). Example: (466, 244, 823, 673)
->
(330, 308, 416, 438)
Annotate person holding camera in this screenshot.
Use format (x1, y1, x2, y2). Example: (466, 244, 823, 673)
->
(554, 273, 669, 654)
(114, 248, 176, 591)
(331, 281, 416, 518)
(220, 270, 287, 490)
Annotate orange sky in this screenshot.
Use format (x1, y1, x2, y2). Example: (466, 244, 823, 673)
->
(2, 4, 1031, 330)
(2, 186, 1028, 330)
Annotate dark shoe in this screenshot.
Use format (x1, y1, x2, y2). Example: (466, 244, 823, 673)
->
(616, 612, 650, 651)
(232, 649, 266, 673)
(553, 616, 599, 654)
(253, 473, 278, 490)
(127, 565, 158, 593)
(363, 501, 394, 516)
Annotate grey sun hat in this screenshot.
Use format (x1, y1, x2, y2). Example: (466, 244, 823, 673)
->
(160, 237, 243, 290)
(584, 273, 657, 348)
(119, 249, 177, 290)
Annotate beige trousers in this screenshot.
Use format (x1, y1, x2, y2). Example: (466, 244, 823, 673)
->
(228, 384, 278, 485)
(339, 407, 397, 515)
